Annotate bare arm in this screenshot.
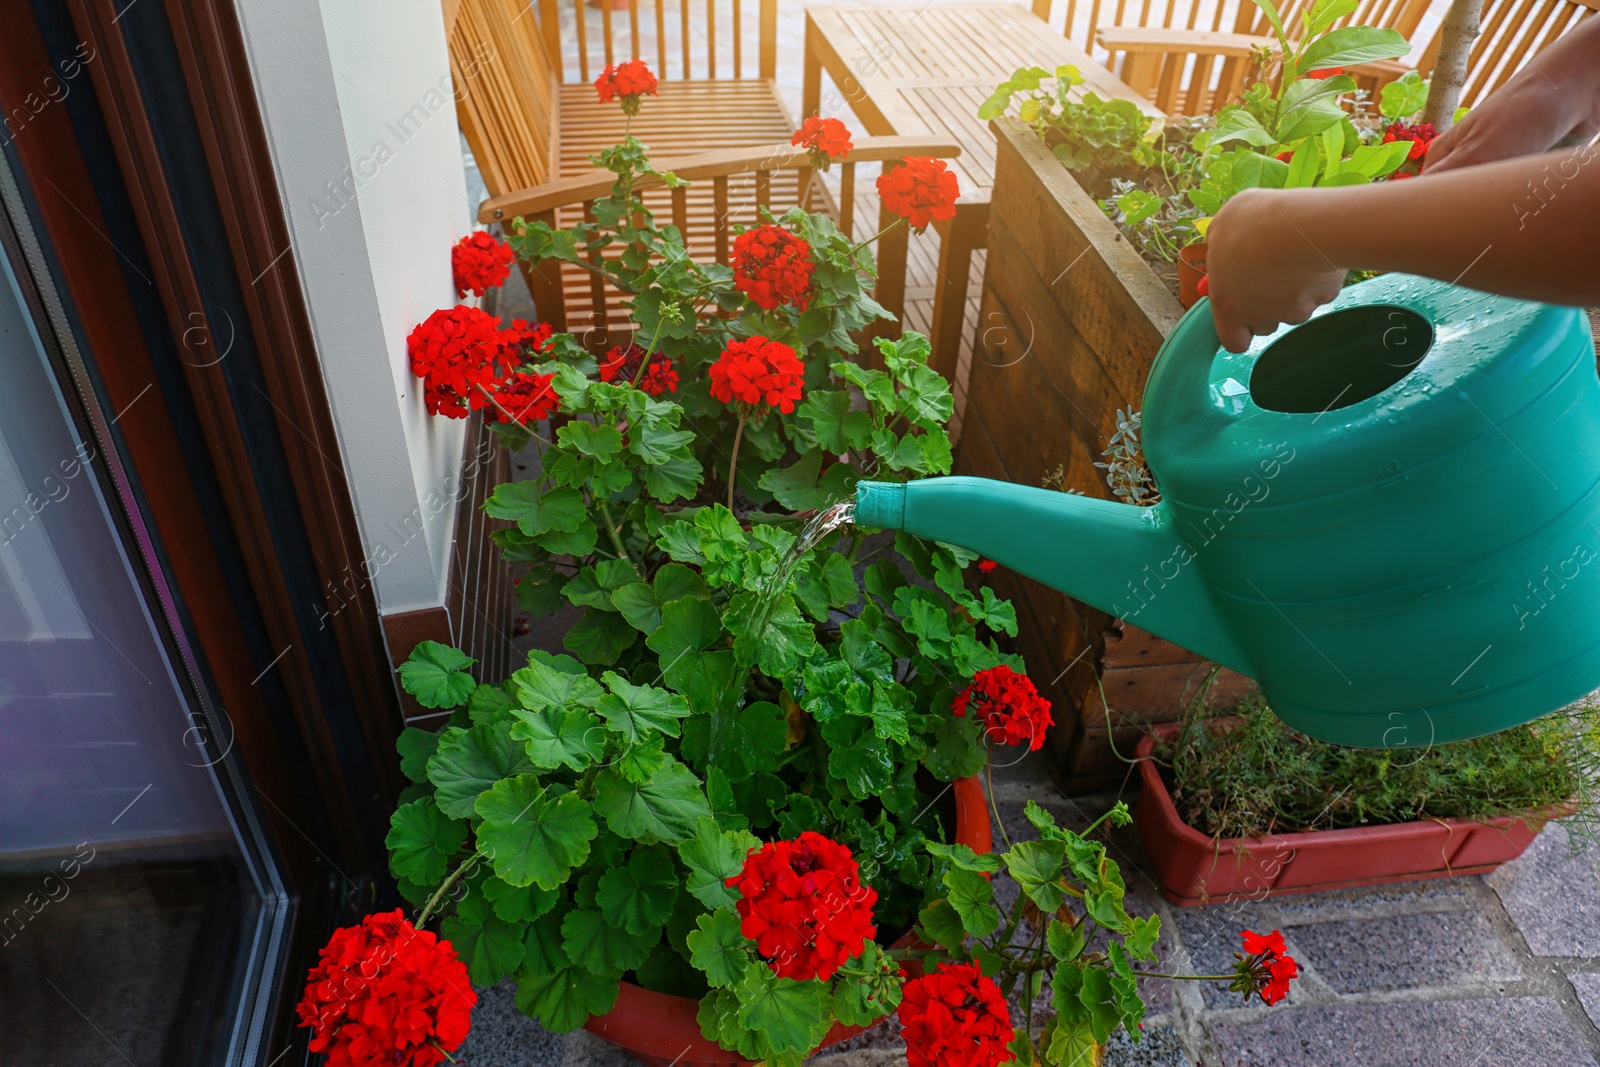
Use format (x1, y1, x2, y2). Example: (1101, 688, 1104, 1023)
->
(1205, 142, 1600, 352)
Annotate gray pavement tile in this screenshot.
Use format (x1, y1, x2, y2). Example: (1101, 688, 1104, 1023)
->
(1269, 877, 1476, 921)
(1285, 910, 1522, 994)
(1105, 1023, 1192, 1067)
(1212, 996, 1599, 1067)
(1486, 822, 1600, 956)
(456, 980, 570, 1067)
(1570, 971, 1600, 1032)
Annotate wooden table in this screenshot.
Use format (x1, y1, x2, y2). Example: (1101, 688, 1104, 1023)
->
(803, 3, 1164, 379)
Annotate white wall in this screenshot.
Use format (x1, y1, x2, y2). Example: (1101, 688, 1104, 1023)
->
(234, 0, 472, 616)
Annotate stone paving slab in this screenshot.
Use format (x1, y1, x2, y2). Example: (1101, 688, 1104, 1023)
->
(1284, 910, 1523, 994)
(1572, 971, 1600, 1032)
(1211, 996, 1599, 1067)
(1487, 822, 1600, 957)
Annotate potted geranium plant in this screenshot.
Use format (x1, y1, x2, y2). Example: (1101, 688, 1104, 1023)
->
(1133, 693, 1592, 906)
(290, 66, 1301, 1067)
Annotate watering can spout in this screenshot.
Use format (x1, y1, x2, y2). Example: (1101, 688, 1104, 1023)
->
(856, 478, 1252, 677)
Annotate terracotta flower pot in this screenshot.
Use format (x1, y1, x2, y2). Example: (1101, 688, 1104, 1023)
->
(1134, 720, 1568, 906)
(583, 775, 994, 1066)
(1176, 242, 1208, 309)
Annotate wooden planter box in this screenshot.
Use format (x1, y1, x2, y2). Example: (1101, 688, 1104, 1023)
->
(1135, 722, 1566, 906)
(955, 118, 1249, 787)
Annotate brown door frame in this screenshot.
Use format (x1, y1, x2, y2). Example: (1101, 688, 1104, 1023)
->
(0, 0, 412, 1056)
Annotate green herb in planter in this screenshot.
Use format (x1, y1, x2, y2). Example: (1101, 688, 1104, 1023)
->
(1159, 692, 1594, 840)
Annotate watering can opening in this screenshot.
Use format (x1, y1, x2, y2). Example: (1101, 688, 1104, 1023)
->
(1249, 304, 1434, 415)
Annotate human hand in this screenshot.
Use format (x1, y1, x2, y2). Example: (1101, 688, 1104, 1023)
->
(1204, 189, 1345, 353)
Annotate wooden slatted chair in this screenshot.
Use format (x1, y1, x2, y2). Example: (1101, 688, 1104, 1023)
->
(1040, 0, 1432, 115)
(1361, 0, 1597, 109)
(474, 135, 963, 348)
(450, 0, 847, 344)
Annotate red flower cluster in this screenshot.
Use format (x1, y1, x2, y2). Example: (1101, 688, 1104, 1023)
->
(732, 224, 815, 310)
(953, 664, 1054, 751)
(492, 370, 561, 425)
(977, 559, 998, 574)
(792, 115, 853, 167)
(595, 59, 659, 114)
(408, 306, 557, 420)
(451, 231, 514, 297)
(296, 909, 475, 1067)
(898, 961, 1015, 1067)
(598, 343, 679, 396)
(727, 831, 878, 981)
(877, 156, 960, 232)
(1383, 121, 1438, 162)
(1235, 929, 1299, 1006)
(709, 336, 805, 414)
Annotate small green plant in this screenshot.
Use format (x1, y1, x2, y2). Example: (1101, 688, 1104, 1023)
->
(1158, 692, 1592, 841)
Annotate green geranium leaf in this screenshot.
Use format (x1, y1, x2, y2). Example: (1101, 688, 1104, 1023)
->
(1078, 965, 1121, 1043)
(396, 726, 441, 784)
(828, 725, 895, 799)
(925, 710, 988, 780)
(560, 907, 657, 975)
(1125, 913, 1161, 961)
(1005, 839, 1068, 913)
(427, 722, 539, 819)
(564, 606, 637, 666)
(735, 963, 834, 1054)
(483, 874, 560, 923)
(598, 672, 692, 741)
(646, 597, 741, 716)
(520, 903, 573, 977)
(398, 641, 476, 709)
(484, 483, 585, 537)
(925, 841, 1002, 873)
(1047, 918, 1086, 962)
(917, 898, 967, 949)
(679, 816, 760, 909)
(679, 700, 789, 784)
(558, 420, 624, 458)
(515, 963, 620, 1033)
(686, 908, 749, 989)
(945, 867, 1002, 938)
(467, 682, 516, 726)
(595, 756, 712, 842)
(510, 706, 606, 772)
(386, 797, 465, 885)
(442, 892, 525, 986)
(596, 847, 680, 935)
(475, 776, 598, 890)
(512, 654, 604, 711)
(534, 516, 600, 556)
(798, 389, 872, 452)
(612, 563, 710, 633)
(726, 591, 818, 678)
(564, 559, 641, 610)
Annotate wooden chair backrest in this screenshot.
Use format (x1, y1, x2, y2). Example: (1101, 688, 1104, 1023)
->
(536, 0, 779, 85)
(1415, 0, 1596, 109)
(448, 0, 559, 195)
(1034, 0, 1429, 55)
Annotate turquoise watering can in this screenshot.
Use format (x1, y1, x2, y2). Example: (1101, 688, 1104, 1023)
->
(857, 274, 1600, 747)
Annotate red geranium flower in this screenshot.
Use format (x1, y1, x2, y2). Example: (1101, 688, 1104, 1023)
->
(295, 909, 476, 1067)
(792, 115, 854, 167)
(898, 961, 1015, 1067)
(595, 59, 659, 115)
(1234, 929, 1299, 1006)
(408, 305, 522, 419)
(732, 224, 815, 310)
(490, 369, 561, 425)
(1382, 121, 1438, 161)
(727, 831, 878, 981)
(598, 343, 679, 396)
(708, 336, 805, 414)
(877, 156, 960, 232)
(451, 231, 515, 297)
(953, 664, 1053, 751)
(977, 559, 998, 574)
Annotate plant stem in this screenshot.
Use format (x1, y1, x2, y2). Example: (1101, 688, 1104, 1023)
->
(726, 410, 748, 513)
(631, 315, 669, 387)
(597, 497, 634, 569)
(1132, 970, 1241, 981)
(986, 751, 1013, 850)
(845, 216, 905, 262)
(418, 851, 480, 927)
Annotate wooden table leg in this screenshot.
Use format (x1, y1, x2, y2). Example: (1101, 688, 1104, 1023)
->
(929, 204, 988, 386)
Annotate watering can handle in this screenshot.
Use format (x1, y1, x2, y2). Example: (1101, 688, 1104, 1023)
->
(1142, 296, 1231, 432)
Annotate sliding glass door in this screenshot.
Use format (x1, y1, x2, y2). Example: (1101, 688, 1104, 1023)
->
(0, 157, 288, 1065)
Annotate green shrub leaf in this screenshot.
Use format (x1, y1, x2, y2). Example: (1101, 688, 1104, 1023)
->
(475, 777, 597, 889)
(398, 641, 476, 709)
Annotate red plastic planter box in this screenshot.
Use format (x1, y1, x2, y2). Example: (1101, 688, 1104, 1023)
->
(1134, 721, 1566, 906)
